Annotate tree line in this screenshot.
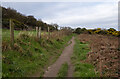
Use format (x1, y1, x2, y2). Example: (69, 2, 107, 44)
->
(2, 6, 119, 37)
(2, 6, 58, 31)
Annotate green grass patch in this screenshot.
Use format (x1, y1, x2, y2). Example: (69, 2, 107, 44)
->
(71, 38, 98, 77)
(57, 62, 68, 78)
(2, 29, 45, 41)
(2, 31, 73, 77)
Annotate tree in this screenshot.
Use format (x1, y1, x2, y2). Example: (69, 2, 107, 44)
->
(26, 16, 37, 28)
(52, 23, 59, 30)
(74, 28, 82, 34)
(2, 6, 57, 31)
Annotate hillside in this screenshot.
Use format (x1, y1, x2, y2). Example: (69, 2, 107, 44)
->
(2, 6, 58, 31)
(1, 4, 119, 78)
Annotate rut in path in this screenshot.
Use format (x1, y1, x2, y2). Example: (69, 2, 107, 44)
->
(43, 36, 75, 77)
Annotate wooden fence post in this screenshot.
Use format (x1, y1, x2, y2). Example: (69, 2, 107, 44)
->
(48, 27, 50, 35)
(10, 19, 14, 47)
(48, 27, 50, 39)
(36, 27, 39, 38)
(39, 27, 41, 39)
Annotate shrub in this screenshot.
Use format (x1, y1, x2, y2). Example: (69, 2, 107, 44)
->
(18, 32, 30, 40)
(74, 28, 87, 34)
(87, 29, 94, 34)
(108, 28, 116, 32)
(74, 28, 82, 34)
(112, 31, 120, 37)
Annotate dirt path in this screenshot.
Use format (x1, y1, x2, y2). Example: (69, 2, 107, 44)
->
(43, 36, 75, 77)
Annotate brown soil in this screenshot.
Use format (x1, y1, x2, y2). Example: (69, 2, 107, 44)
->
(43, 36, 75, 77)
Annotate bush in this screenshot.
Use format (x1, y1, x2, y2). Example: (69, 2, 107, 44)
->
(74, 28, 87, 34)
(87, 29, 94, 34)
(94, 29, 107, 35)
(74, 28, 82, 34)
(108, 28, 116, 32)
(112, 31, 120, 37)
(19, 33, 30, 40)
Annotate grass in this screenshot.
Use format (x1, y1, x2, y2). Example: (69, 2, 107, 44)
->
(2, 30, 73, 77)
(2, 29, 46, 41)
(71, 37, 98, 77)
(57, 62, 68, 78)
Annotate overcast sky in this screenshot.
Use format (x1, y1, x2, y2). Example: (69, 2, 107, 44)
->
(1, 1, 118, 30)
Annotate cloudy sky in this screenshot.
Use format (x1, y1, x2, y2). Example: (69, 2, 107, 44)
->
(1, 1, 119, 30)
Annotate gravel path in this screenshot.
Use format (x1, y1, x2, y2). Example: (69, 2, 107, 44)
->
(43, 36, 75, 77)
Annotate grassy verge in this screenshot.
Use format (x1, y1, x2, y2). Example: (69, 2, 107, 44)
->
(2, 31, 73, 77)
(71, 37, 98, 77)
(57, 62, 68, 78)
(2, 29, 46, 41)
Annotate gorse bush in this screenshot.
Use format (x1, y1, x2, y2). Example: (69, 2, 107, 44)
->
(74, 27, 120, 37)
(107, 28, 120, 37)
